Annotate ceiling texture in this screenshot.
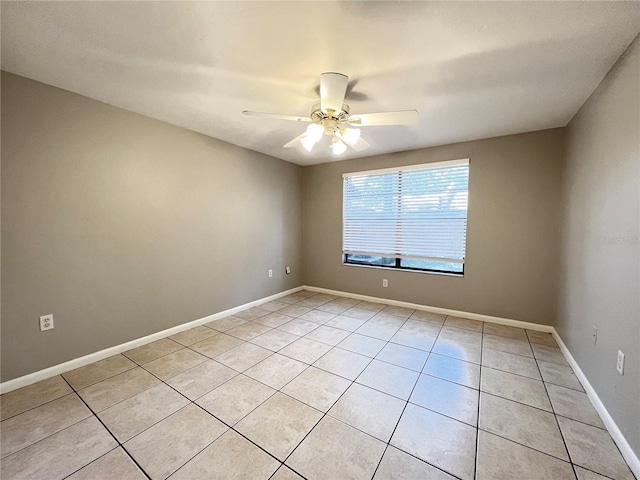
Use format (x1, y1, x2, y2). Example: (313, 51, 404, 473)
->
(2, 1, 640, 166)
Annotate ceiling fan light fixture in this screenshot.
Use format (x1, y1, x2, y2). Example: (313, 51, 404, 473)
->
(332, 138, 347, 155)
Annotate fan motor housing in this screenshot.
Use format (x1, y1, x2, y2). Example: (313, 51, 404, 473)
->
(310, 101, 350, 134)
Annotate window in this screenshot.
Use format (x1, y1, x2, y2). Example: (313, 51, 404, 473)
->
(342, 159, 469, 275)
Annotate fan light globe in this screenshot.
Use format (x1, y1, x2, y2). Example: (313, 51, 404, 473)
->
(306, 123, 324, 142)
(300, 135, 317, 152)
(332, 138, 347, 155)
(341, 128, 361, 144)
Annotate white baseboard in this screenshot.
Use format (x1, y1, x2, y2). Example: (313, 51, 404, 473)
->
(0, 286, 303, 394)
(303, 285, 554, 333)
(552, 331, 640, 479)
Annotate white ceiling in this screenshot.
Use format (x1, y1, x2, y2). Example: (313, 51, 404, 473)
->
(2, 2, 639, 166)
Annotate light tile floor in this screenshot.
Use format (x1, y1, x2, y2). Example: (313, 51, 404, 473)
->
(0, 290, 636, 480)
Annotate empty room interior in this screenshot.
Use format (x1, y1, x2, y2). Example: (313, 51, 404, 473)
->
(1, 2, 639, 480)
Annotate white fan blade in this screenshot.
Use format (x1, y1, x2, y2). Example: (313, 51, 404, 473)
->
(345, 135, 371, 152)
(348, 110, 419, 126)
(243, 111, 311, 122)
(283, 133, 306, 148)
(320, 72, 348, 114)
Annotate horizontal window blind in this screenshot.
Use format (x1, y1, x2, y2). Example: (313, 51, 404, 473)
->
(343, 159, 469, 264)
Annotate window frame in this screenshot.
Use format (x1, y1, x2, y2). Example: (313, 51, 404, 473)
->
(341, 159, 469, 276)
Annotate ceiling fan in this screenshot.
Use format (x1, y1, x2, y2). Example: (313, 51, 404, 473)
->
(243, 72, 419, 155)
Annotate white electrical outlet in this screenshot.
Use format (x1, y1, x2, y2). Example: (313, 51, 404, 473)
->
(593, 326, 598, 344)
(382, 279, 388, 287)
(268, 269, 273, 278)
(40, 314, 54, 331)
(616, 350, 625, 375)
(285, 266, 291, 274)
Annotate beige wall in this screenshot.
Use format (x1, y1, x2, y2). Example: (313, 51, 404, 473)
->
(558, 35, 640, 456)
(1, 72, 303, 382)
(303, 129, 565, 325)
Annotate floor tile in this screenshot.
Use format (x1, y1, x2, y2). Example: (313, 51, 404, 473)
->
(411, 374, 479, 426)
(391, 403, 477, 480)
(63, 354, 136, 390)
(67, 447, 146, 480)
(272, 465, 305, 480)
(538, 360, 583, 391)
(225, 322, 272, 341)
(526, 330, 559, 347)
(422, 353, 480, 389)
(324, 314, 368, 332)
(482, 323, 528, 341)
(205, 315, 247, 332)
(482, 333, 533, 357)
(316, 301, 351, 315)
(214, 342, 273, 371)
(531, 344, 569, 365)
(357, 360, 420, 400)
(97, 383, 189, 442)
(438, 325, 483, 344)
(278, 304, 312, 317)
(78, 367, 160, 412)
(314, 347, 372, 380)
(279, 292, 309, 304)
(409, 310, 447, 325)
(0, 376, 72, 421)
(1, 394, 91, 458)
(479, 392, 569, 460)
(476, 430, 576, 480)
(168, 325, 218, 346)
(166, 359, 237, 400)
(298, 309, 337, 325)
(481, 367, 552, 411)
(546, 384, 605, 428)
(170, 429, 279, 480)
(281, 366, 351, 412)
(341, 307, 377, 321)
(235, 392, 322, 460)
(310, 293, 338, 302)
(0, 417, 116, 480)
(287, 415, 386, 480)
(196, 374, 275, 425)
(244, 354, 308, 389)
(278, 337, 332, 364)
(254, 312, 296, 328)
(329, 383, 405, 442)
(278, 318, 321, 336)
(142, 348, 208, 380)
(337, 333, 387, 357)
(353, 300, 385, 312)
(233, 306, 270, 321)
(355, 317, 404, 341)
(558, 415, 635, 480)
(574, 466, 612, 480)
(481, 348, 541, 380)
(125, 404, 227, 480)
(296, 297, 330, 309)
(444, 316, 483, 332)
(382, 305, 415, 318)
(390, 321, 439, 351)
(305, 325, 351, 345)
(123, 338, 182, 365)
(373, 445, 456, 479)
(431, 337, 482, 364)
(190, 332, 243, 358)
(259, 300, 289, 312)
(250, 329, 300, 351)
(376, 343, 429, 371)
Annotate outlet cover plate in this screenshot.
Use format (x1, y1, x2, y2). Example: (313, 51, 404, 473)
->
(40, 314, 54, 331)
